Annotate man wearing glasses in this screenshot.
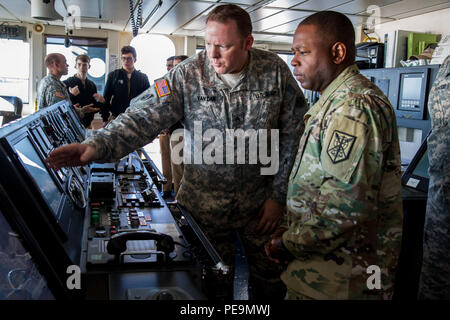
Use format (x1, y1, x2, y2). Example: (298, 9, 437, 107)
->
(99, 46, 150, 127)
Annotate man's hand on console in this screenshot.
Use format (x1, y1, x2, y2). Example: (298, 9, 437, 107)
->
(45, 143, 98, 171)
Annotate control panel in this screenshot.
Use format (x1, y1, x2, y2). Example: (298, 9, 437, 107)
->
(0, 101, 230, 300)
(85, 153, 190, 266)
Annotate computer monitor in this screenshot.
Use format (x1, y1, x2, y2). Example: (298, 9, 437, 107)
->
(402, 137, 429, 193)
(397, 69, 429, 120)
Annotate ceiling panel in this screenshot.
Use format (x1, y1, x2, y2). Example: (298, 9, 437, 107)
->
(0, 0, 448, 44)
(249, 7, 282, 22)
(332, 0, 379, 15)
(293, 0, 354, 11)
(378, 0, 450, 18)
(332, 0, 408, 16)
(268, 0, 309, 9)
(252, 10, 309, 31)
(150, 1, 212, 34)
(389, 1, 450, 19)
(183, 15, 207, 31)
(0, 6, 14, 21)
(0, 0, 31, 22)
(141, 0, 178, 32)
(223, 0, 268, 5)
(263, 20, 299, 33)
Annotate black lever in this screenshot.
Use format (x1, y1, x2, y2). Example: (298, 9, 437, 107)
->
(138, 148, 167, 184)
(106, 230, 175, 263)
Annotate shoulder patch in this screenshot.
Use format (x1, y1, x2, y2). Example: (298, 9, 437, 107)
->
(55, 91, 65, 98)
(326, 130, 356, 164)
(155, 78, 171, 98)
(321, 114, 369, 184)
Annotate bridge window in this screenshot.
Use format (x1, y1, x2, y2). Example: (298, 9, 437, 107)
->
(0, 39, 30, 103)
(45, 36, 107, 94)
(130, 34, 175, 83)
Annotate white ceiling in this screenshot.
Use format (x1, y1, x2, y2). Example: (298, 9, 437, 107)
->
(0, 0, 449, 43)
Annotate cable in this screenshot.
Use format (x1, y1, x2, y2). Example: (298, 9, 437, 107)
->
(129, 0, 143, 37)
(137, 0, 143, 28)
(129, 0, 137, 37)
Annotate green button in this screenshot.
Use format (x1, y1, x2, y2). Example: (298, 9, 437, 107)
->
(91, 214, 100, 224)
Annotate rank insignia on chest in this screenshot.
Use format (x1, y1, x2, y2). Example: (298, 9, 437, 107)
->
(155, 78, 171, 98)
(326, 130, 356, 164)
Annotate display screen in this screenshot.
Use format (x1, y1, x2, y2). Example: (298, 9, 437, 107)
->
(402, 77, 422, 100)
(0, 208, 55, 300)
(412, 148, 429, 179)
(14, 137, 63, 216)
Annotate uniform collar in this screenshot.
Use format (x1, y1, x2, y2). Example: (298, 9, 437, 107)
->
(304, 64, 360, 121)
(50, 74, 66, 87)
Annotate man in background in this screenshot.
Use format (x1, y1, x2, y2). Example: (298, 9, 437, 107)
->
(100, 46, 150, 127)
(418, 56, 450, 300)
(63, 54, 102, 128)
(37, 53, 99, 119)
(37, 53, 69, 110)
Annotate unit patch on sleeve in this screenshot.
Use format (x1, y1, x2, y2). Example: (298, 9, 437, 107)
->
(154, 78, 171, 98)
(55, 91, 65, 98)
(326, 130, 356, 164)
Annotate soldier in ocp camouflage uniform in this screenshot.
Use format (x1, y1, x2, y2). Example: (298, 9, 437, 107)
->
(265, 11, 403, 300)
(37, 53, 70, 110)
(418, 55, 450, 300)
(46, 4, 307, 299)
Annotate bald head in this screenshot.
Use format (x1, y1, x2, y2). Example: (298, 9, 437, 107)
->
(44, 53, 68, 78)
(298, 11, 356, 65)
(44, 53, 64, 68)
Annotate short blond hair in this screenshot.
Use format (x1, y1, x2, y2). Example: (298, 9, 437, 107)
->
(206, 4, 252, 38)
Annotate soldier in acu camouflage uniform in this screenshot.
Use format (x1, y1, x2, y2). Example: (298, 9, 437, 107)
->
(37, 53, 98, 119)
(46, 4, 307, 299)
(37, 53, 70, 110)
(418, 55, 450, 300)
(265, 11, 403, 300)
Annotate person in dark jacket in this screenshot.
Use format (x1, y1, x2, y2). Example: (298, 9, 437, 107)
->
(63, 54, 102, 128)
(100, 46, 150, 127)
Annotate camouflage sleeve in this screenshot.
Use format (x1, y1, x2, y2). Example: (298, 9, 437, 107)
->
(282, 95, 400, 258)
(271, 64, 307, 204)
(82, 69, 185, 162)
(45, 84, 67, 107)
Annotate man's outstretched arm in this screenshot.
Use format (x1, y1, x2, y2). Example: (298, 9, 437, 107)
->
(45, 143, 98, 171)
